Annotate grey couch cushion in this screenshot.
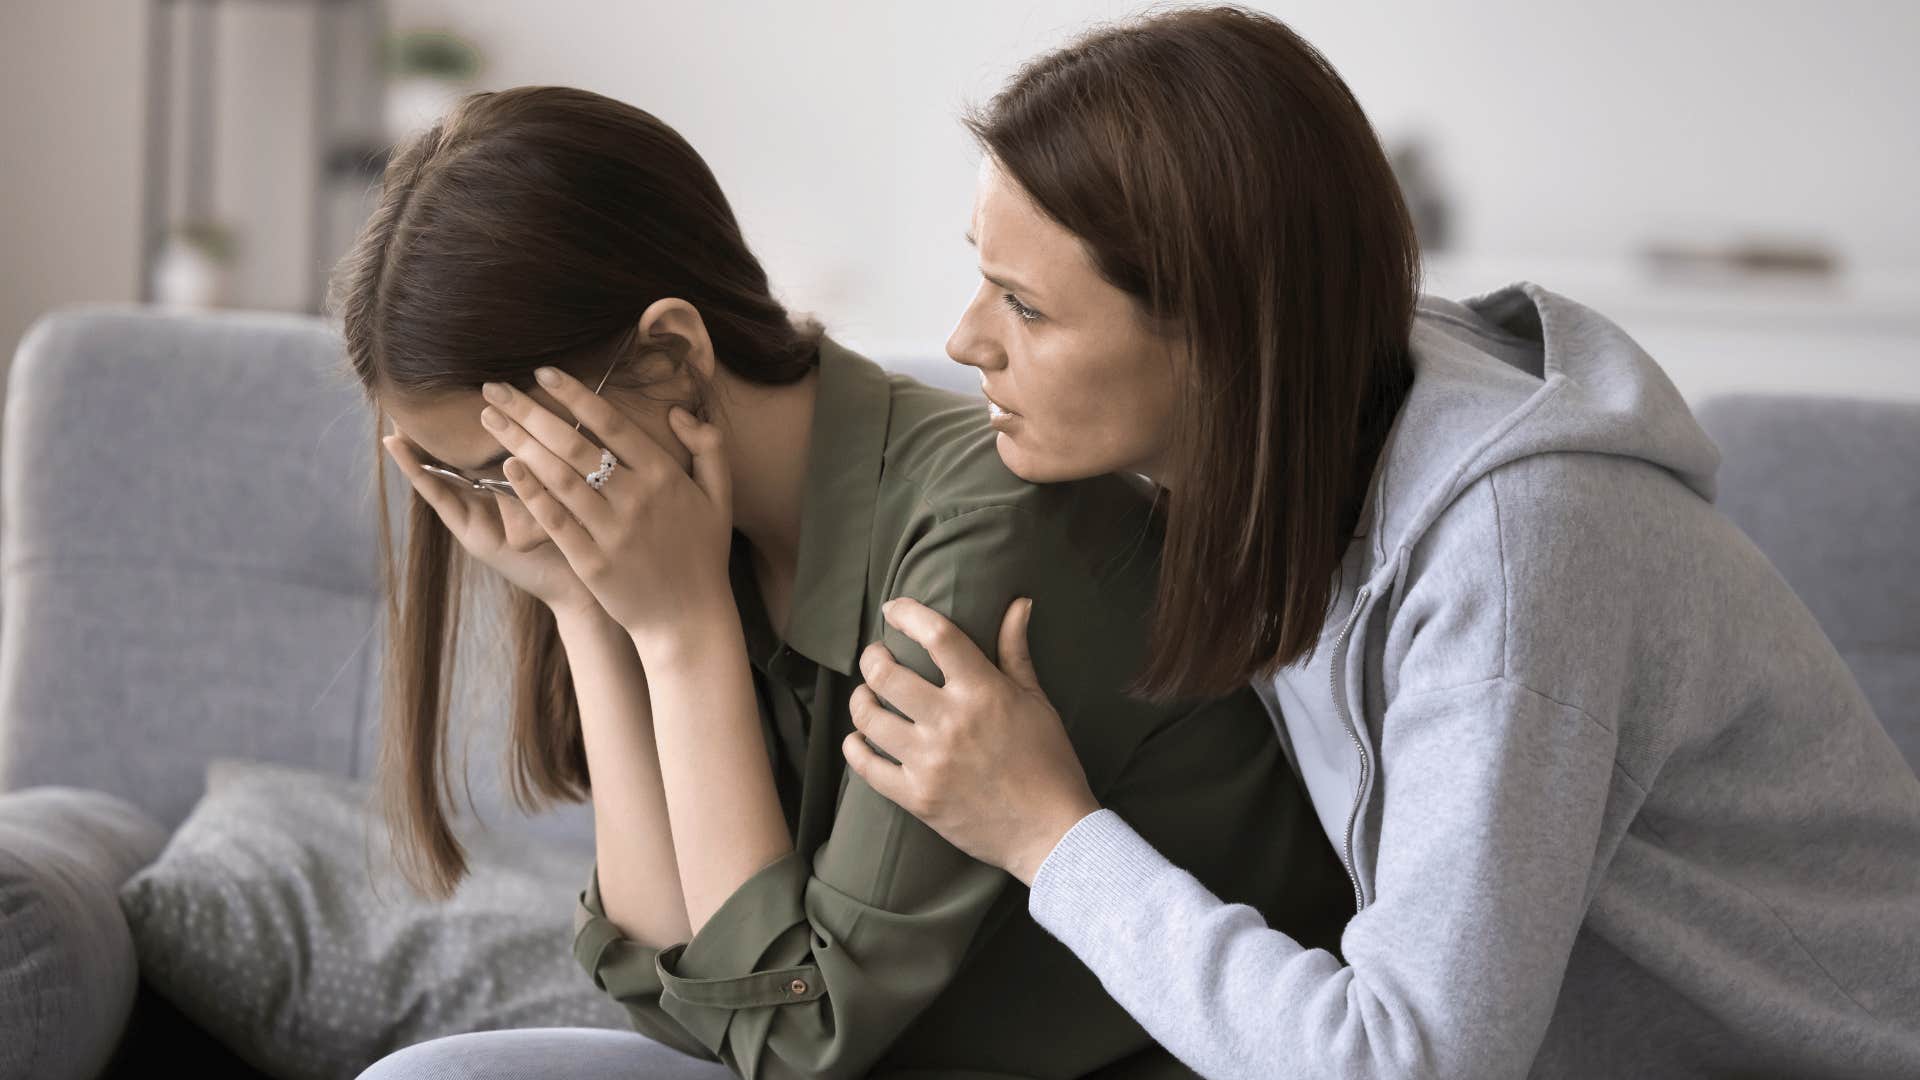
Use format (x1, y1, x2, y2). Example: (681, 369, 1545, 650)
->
(0, 787, 169, 1080)
(1695, 393, 1920, 768)
(117, 757, 628, 1080)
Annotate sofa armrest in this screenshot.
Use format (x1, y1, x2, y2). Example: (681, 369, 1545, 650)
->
(0, 786, 169, 1080)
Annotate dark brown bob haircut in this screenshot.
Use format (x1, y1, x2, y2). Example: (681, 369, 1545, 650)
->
(964, 4, 1420, 699)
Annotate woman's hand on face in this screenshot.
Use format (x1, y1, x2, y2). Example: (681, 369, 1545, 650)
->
(382, 429, 601, 620)
(842, 597, 1103, 887)
(475, 369, 736, 652)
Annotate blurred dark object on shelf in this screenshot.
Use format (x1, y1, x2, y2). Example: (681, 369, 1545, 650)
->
(1640, 236, 1842, 283)
(1388, 134, 1453, 252)
(324, 139, 391, 181)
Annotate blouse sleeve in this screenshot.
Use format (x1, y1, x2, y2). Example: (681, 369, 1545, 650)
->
(573, 506, 1072, 1079)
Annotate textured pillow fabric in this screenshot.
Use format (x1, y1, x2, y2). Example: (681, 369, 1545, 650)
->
(118, 758, 628, 1080)
(0, 786, 169, 1080)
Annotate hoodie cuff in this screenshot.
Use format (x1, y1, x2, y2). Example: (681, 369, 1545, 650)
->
(1027, 808, 1176, 957)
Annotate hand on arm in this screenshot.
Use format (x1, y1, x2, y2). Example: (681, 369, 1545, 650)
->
(844, 595, 1102, 886)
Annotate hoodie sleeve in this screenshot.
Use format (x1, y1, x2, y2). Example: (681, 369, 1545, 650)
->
(1026, 468, 1634, 1079)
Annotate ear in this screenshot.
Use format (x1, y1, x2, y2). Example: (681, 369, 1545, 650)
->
(636, 298, 717, 383)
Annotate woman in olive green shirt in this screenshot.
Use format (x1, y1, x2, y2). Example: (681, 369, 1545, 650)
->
(345, 87, 1349, 1080)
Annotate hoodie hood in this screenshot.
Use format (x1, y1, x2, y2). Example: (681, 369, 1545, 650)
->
(1360, 281, 1723, 569)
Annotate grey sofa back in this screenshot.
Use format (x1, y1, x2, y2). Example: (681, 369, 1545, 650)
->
(0, 305, 595, 853)
(6, 306, 1908, 854)
(1695, 393, 1920, 768)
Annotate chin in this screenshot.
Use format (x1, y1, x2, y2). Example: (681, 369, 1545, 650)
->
(994, 432, 1103, 485)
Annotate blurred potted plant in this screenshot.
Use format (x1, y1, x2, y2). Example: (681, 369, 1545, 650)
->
(153, 218, 239, 310)
(384, 28, 484, 141)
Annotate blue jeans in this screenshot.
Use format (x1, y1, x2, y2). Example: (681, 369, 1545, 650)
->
(355, 1027, 738, 1080)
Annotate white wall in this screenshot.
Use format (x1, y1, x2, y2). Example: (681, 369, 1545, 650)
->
(0, 0, 146, 367)
(6, 1, 1919, 396)
(384, 0, 1920, 396)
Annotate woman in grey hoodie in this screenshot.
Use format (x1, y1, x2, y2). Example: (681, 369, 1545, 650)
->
(842, 7, 1920, 1078)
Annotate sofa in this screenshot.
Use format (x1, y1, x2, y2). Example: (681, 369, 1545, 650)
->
(0, 304, 1913, 1079)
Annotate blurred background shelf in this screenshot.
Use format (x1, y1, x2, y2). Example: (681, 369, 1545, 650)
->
(1424, 252, 1920, 334)
(138, 0, 389, 316)
(1422, 252, 1920, 403)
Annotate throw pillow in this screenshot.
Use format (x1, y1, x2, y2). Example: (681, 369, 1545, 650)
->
(118, 757, 627, 1079)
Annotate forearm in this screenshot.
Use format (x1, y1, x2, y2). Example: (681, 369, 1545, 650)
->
(1026, 680, 1616, 1080)
(556, 606, 692, 948)
(634, 607, 792, 935)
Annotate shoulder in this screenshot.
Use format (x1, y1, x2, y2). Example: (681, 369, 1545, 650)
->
(1390, 450, 1715, 707)
(875, 372, 1164, 590)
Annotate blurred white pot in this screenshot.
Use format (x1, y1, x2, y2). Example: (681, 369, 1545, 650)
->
(153, 235, 229, 310)
(385, 76, 466, 141)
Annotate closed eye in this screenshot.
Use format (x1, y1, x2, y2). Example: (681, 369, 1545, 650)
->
(1001, 292, 1042, 322)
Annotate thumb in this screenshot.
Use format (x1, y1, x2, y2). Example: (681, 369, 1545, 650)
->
(668, 406, 731, 511)
(996, 597, 1041, 692)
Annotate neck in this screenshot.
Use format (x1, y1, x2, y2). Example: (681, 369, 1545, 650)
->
(719, 367, 818, 576)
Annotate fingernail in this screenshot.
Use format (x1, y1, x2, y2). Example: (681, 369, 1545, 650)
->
(481, 382, 509, 404)
(536, 366, 560, 387)
(480, 406, 506, 430)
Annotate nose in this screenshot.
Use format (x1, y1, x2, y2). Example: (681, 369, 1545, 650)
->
(946, 281, 1006, 374)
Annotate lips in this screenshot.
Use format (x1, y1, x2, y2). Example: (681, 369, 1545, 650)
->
(980, 383, 1018, 418)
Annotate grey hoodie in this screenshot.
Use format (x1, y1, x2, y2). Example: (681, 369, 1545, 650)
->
(1026, 282, 1920, 1078)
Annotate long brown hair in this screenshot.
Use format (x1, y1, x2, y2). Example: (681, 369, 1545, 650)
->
(965, 4, 1420, 700)
(326, 86, 821, 900)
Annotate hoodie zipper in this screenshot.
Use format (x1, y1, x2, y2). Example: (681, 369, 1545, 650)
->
(1330, 585, 1372, 913)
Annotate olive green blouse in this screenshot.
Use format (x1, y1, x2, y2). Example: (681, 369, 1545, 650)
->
(571, 336, 1352, 1079)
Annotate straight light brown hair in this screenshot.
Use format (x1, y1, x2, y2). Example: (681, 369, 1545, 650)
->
(966, 4, 1421, 700)
(326, 86, 821, 900)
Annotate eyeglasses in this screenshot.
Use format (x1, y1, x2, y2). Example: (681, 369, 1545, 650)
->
(416, 350, 621, 500)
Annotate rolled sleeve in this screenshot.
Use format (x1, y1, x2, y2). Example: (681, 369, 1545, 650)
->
(635, 509, 1035, 1079)
(653, 848, 824, 1051)
(572, 860, 721, 1062)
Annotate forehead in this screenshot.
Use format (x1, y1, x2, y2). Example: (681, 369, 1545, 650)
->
(972, 158, 1094, 291)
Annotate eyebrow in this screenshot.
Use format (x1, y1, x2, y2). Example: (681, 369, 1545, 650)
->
(964, 228, 1045, 303)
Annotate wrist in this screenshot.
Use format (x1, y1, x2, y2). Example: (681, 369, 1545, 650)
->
(1011, 797, 1103, 888)
(551, 601, 622, 639)
(628, 600, 742, 669)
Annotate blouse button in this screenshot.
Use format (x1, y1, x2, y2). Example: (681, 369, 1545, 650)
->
(789, 978, 809, 995)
